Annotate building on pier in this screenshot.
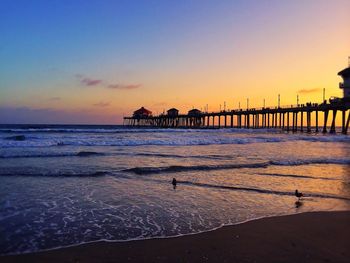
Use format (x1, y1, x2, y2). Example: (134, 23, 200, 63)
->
(167, 108, 179, 117)
(133, 107, 152, 118)
(188, 109, 201, 116)
(338, 65, 350, 101)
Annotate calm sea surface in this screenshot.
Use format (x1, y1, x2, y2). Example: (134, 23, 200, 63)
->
(0, 124, 350, 254)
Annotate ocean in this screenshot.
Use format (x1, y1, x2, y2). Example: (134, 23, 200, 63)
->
(0, 124, 350, 255)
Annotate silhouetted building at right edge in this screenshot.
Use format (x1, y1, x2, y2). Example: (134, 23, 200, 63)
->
(338, 61, 350, 102)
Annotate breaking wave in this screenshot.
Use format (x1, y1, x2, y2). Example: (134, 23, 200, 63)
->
(0, 171, 111, 177)
(124, 158, 350, 175)
(177, 181, 350, 201)
(1, 134, 349, 148)
(122, 163, 269, 175)
(0, 151, 104, 159)
(270, 158, 350, 166)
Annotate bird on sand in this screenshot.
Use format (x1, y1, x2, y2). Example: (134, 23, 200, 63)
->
(295, 189, 303, 200)
(172, 178, 177, 189)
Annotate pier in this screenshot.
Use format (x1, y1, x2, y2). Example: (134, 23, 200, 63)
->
(124, 64, 350, 134)
(124, 102, 350, 134)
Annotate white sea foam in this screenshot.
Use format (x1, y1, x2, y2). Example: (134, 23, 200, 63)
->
(1, 130, 349, 148)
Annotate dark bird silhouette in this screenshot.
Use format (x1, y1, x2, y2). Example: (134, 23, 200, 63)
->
(295, 189, 303, 200)
(172, 178, 177, 189)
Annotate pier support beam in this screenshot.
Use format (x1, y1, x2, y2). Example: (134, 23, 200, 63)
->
(345, 111, 350, 135)
(330, 110, 337, 134)
(275, 113, 278, 128)
(323, 111, 329, 133)
(300, 112, 304, 132)
(307, 111, 311, 133)
(341, 110, 346, 134)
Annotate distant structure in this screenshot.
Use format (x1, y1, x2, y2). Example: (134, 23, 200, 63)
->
(338, 59, 350, 101)
(167, 108, 179, 117)
(124, 63, 350, 134)
(133, 107, 152, 118)
(188, 108, 201, 116)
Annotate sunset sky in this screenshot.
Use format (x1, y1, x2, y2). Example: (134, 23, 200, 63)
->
(0, 0, 349, 124)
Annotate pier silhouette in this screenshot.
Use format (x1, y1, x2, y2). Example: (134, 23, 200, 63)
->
(124, 65, 350, 134)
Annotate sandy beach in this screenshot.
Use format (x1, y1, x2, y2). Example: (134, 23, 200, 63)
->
(2, 211, 349, 263)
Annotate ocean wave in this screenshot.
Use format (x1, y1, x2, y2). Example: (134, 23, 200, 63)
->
(133, 152, 235, 160)
(123, 157, 350, 175)
(0, 171, 111, 177)
(1, 133, 349, 148)
(178, 181, 350, 201)
(123, 163, 269, 175)
(4, 135, 26, 141)
(256, 172, 339, 181)
(0, 151, 104, 159)
(270, 158, 350, 166)
(76, 151, 103, 157)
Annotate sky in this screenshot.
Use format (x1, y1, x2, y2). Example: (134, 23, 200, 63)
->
(0, 0, 349, 124)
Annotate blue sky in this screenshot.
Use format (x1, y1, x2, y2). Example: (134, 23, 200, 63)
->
(1, 0, 349, 124)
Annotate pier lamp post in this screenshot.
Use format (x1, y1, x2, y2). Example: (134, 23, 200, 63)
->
(263, 99, 265, 108)
(278, 94, 280, 108)
(224, 101, 226, 112)
(220, 104, 221, 112)
(323, 88, 326, 102)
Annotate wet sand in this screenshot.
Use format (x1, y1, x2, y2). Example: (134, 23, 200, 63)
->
(2, 211, 349, 263)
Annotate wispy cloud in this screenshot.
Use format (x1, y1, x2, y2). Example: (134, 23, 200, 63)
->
(75, 74, 141, 90)
(75, 74, 103, 86)
(298, 88, 322, 94)
(81, 78, 103, 86)
(93, 101, 110, 107)
(108, 84, 141, 90)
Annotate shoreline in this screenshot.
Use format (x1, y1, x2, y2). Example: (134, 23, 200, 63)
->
(2, 210, 349, 263)
(1, 211, 301, 257)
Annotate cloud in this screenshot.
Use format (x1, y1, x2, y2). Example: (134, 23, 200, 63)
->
(297, 88, 322, 94)
(74, 74, 142, 90)
(49, 97, 61, 101)
(108, 84, 141, 90)
(93, 101, 110, 107)
(81, 78, 103, 86)
(75, 74, 103, 86)
(75, 74, 141, 90)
